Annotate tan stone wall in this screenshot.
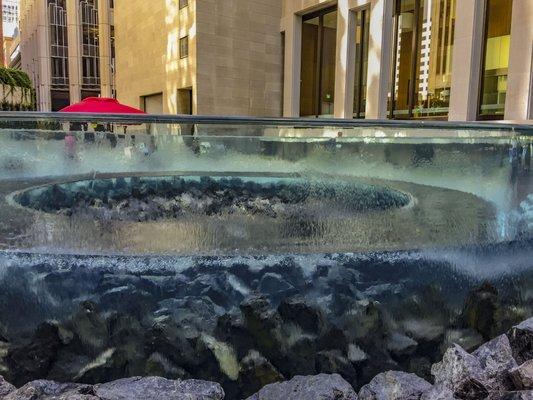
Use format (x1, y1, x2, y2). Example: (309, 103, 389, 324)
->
(115, 0, 196, 114)
(194, 0, 283, 116)
(116, 0, 283, 116)
(20, 0, 51, 110)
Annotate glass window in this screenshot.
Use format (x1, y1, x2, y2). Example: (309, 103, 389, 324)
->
(80, 0, 101, 88)
(180, 36, 189, 59)
(353, 7, 370, 119)
(299, 7, 337, 117)
(478, 0, 513, 119)
(389, 0, 457, 119)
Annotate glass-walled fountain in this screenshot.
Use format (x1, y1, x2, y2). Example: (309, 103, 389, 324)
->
(0, 114, 531, 398)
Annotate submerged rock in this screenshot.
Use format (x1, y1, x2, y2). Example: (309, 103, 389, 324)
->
(358, 370, 431, 400)
(240, 296, 285, 364)
(316, 350, 358, 387)
(246, 373, 358, 400)
(5, 322, 63, 387)
(238, 350, 284, 398)
(462, 283, 500, 341)
(278, 296, 326, 334)
(386, 332, 418, 359)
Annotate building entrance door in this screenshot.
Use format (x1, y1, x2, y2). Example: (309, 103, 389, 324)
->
(389, 0, 456, 119)
(300, 6, 337, 118)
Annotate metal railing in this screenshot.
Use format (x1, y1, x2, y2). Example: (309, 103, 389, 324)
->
(0, 111, 531, 134)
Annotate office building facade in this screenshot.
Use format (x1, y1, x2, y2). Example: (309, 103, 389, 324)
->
(19, 0, 115, 111)
(282, 0, 532, 122)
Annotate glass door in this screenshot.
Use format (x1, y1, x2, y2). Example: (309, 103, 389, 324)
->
(300, 7, 338, 117)
(389, 0, 456, 119)
(478, 0, 513, 120)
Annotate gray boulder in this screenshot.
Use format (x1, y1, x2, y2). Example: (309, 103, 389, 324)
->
(510, 360, 533, 390)
(420, 384, 457, 400)
(431, 344, 489, 399)
(358, 371, 431, 400)
(0, 375, 15, 397)
(246, 373, 358, 400)
(508, 318, 533, 364)
(4, 380, 96, 400)
(497, 392, 533, 400)
(94, 377, 225, 400)
(473, 334, 517, 390)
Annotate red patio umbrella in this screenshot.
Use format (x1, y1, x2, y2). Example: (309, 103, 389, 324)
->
(59, 97, 146, 114)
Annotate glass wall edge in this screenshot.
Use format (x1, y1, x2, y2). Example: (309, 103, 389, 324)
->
(0, 112, 532, 133)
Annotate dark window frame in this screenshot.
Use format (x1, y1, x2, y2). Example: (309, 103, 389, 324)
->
(180, 36, 189, 59)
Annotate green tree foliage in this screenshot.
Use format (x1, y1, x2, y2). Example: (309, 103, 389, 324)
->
(0, 67, 32, 89)
(0, 67, 36, 111)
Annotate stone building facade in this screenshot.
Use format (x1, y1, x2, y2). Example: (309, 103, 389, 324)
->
(115, 0, 532, 122)
(282, 0, 532, 122)
(114, 0, 283, 116)
(19, 0, 114, 111)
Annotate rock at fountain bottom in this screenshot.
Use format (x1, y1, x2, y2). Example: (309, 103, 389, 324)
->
(2, 317, 533, 400)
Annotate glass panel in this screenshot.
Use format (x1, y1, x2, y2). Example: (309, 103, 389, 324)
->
(391, 0, 417, 118)
(353, 8, 370, 118)
(48, 0, 69, 89)
(423, 0, 455, 117)
(479, 0, 513, 118)
(299, 8, 337, 117)
(80, 0, 101, 89)
(389, 0, 456, 119)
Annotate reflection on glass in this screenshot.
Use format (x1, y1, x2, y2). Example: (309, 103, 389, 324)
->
(353, 7, 370, 118)
(389, 0, 456, 119)
(479, 0, 513, 119)
(300, 7, 337, 117)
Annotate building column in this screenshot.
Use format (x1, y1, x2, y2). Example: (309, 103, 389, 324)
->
(66, 0, 82, 104)
(282, 13, 302, 117)
(334, 0, 354, 118)
(364, 0, 393, 119)
(36, 0, 52, 111)
(504, 0, 533, 121)
(448, 0, 485, 121)
(97, 0, 113, 98)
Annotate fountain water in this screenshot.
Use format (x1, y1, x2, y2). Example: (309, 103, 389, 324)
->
(0, 115, 531, 398)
